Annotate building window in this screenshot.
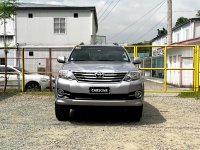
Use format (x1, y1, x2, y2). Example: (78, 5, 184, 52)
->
(28, 13, 33, 18)
(29, 51, 34, 56)
(169, 56, 172, 66)
(0, 58, 5, 65)
(54, 18, 66, 34)
(173, 56, 176, 63)
(74, 13, 78, 18)
(0, 36, 13, 43)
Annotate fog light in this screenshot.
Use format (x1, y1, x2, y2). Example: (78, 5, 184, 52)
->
(58, 88, 64, 95)
(135, 90, 142, 98)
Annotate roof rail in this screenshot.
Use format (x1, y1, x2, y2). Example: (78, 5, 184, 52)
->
(113, 43, 119, 46)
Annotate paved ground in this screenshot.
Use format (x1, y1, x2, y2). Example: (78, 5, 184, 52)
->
(0, 90, 200, 150)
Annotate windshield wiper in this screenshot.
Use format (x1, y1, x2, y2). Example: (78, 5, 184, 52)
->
(94, 59, 115, 61)
(71, 59, 89, 61)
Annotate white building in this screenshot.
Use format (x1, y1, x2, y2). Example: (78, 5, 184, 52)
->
(152, 18, 200, 87)
(0, 19, 15, 66)
(16, 3, 98, 46)
(0, 3, 98, 73)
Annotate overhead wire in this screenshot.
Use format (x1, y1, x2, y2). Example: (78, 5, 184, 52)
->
(173, 10, 198, 13)
(98, 0, 117, 20)
(97, 0, 110, 14)
(107, 0, 166, 42)
(99, 0, 121, 24)
(122, 0, 166, 42)
(134, 16, 166, 43)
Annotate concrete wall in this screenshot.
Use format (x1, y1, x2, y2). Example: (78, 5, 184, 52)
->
(167, 47, 193, 87)
(23, 48, 73, 74)
(194, 21, 200, 38)
(0, 49, 16, 66)
(172, 23, 194, 43)
(0, 18, 15, 35)
(152, 36, 167, 56)
(91, 12, 97, 44)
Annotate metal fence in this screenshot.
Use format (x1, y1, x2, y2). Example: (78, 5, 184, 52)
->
(0, 45, 199, 93)
(125, 45, 199, 93)
(0, 46, 73, 92)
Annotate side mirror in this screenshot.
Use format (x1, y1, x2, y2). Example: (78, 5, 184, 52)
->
(133, 57, 142, 64)
(57, 56, 66, 63)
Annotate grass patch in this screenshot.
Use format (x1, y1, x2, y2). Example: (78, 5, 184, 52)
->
(178, 91, 200, 99)
(0, 88, 54, 97)
(24, 90, 54, 96)
(0, 89, 21, 95)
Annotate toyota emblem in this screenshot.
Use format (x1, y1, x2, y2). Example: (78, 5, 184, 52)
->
(95, 72, 104, 78)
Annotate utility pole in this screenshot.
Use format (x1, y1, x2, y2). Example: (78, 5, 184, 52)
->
(167, 0, 172, 45)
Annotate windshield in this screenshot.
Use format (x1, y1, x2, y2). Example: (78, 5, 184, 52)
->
(69, 46, 130, 62)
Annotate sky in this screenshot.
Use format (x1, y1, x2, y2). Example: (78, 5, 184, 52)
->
(20, 0, 200, 44)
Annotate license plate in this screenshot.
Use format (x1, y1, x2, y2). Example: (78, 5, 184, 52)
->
(89, 87, 109, 94)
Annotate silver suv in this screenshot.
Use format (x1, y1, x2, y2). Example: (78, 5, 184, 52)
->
(55, 45, 144, 121)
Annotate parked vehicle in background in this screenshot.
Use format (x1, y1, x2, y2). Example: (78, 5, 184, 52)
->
(55, 45, 144, 121)
(0, 65, 51, 91)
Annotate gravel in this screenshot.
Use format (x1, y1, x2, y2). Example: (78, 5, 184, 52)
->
(0, 89, 200, 149)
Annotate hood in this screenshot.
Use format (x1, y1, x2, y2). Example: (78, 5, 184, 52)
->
(62, 61, 138, 73)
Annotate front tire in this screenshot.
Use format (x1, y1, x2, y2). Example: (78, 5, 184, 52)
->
(55, 103, 70, 121)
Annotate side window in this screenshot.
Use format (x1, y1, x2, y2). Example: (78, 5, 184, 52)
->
(28, 13, 33, 18)
(0, 58, 5, 65)
(122, 52, 129, 61)
(29, 51, 34, 56)
(74, 13, 78, 18)
(7, 67, 17, 74)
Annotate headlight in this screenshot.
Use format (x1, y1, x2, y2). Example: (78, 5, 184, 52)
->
(58, 70, 76, 80)
(123, 71, 141, 82)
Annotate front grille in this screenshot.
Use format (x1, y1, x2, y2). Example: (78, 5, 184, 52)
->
(73, 72, 127, 82)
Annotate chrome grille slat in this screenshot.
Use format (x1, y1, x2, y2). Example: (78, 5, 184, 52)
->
(73, 72, 126, 82)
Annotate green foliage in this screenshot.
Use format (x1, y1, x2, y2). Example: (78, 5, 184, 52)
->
(178, 91, 200, 100)
(156, 28, 167, 37)
(0, 0, 18, 19)
(175, 17, 189, 27)
(196, 10, 200, 17)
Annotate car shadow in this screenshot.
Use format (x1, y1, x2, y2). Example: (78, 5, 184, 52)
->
(69, 101, 166, 126)
(0, 89, 20, 101)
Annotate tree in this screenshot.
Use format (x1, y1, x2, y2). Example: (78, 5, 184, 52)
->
(196, 10, 200, 17)
(175, 17, 189, 27)
(156, 28, 167, 37)
(0, 0, 18, 92)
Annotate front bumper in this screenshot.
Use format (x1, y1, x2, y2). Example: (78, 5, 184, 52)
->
(56, 97, 143, 106)
(55, 78, 144, 107)
(56, 78, 144, 94)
